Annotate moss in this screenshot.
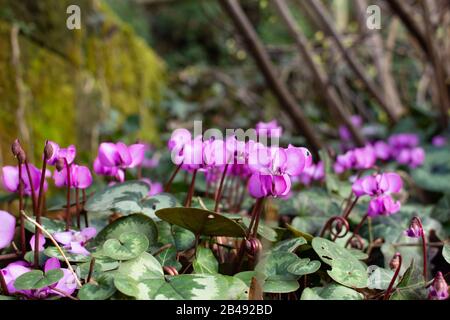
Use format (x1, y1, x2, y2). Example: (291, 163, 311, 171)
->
(0, 0, 165, 164)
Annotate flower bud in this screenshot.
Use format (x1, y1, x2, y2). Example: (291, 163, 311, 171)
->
(44, 141, 54, 160)
(405, 217, 423, 238)
(389, 252, 401, 270)
(428, 272, 449, 300)
(245, 238, 262, 257)
(17, 149, 26, 164)
(55, 158, 65, 172)
(11, 139, 22, 157)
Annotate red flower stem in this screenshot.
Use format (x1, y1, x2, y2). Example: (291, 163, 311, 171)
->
(34, 146, 49, 267)
(416, 217, 427, 280)
(345, 214, 368, 248)
(86, 257, 96, 283)
(184, 169, 198, 207)
(383, 254, 402, 300)
(0, 270, 9, 296)
(23, 160, 37, 215)
(82, 189, 88, 227)
(64, 159, 72, 231)
(164, 163, 182, 193)
(214, 164, 229, 213)
(17, 162, 26, 255)
(251, 199, 265, 238)
(342, 196, 359, 220)
(76, 188, 80, 229)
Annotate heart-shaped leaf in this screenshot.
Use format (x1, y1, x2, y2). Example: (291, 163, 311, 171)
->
(301, 284, 364, 300)
(85, 181, 150, 213)
(156, 208, 246, 237)
(113, 274, 141, 298)
(312, 238, 368, 289)
(128, 274, 248, 300)
(91, 214, 157, 248)
(142, 193, 180, 220)
(193, 247, 218, 274)
(103, 232, 149, 260)
(153, 245, 182, 271)
(117, 252, 164, 281)
(25, 217, 66, 236)
(14, 269, 64, 290)
(157, 221, 196, 251)
(255, 251, 301, 293)
(367, 265, 397, 290)
(78, 274, 116, 300)
(270, 237, 307, 253)
(287, 258, 321, 276)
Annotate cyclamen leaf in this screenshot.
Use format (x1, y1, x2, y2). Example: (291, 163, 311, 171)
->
(193, 247, 218, 274)
(78, 274, 116, 300)
(103, 232, 149, 260)
(14, 269, 64, 290)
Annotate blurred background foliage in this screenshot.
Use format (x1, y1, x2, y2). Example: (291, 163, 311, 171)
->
(0, 0, 449, 164)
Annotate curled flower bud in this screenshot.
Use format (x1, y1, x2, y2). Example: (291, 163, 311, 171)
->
(163, 266, 178, 276)
(245, 238, 262, 257)
(44, 141, 54, 160)
(428, 272, 449, 300)
(11, 139, 22, 157)
(389, 252, 401, 270)
(17, 149, 26, 164)
(55, 158, 65, 172)
(405, 217, 423, 238)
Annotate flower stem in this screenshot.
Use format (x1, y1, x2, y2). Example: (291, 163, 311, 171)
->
(342, 196, 359, 220)
(384, 254, 402, 300)
(345, 214, 368, 248)
(184, 169, 198, 207)
(34, 144, 49, 267)
(17, 162, 26, 255)
(75, 188, 80, 229)
(86, 257, 96, 283)
(23, 160, 37, 214)
(64, 159, 72, 231)
(82, 189, 88, 227)
(164, 163, 182, 193)
(415, 217, 427, 280)
(214, 164, 229, 212)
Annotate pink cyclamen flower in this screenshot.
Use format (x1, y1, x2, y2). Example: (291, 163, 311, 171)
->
(247, 146, 309, 198)
(0, 210, 16, 250)
(93, 158, 125, 182)
(298, 161, 325, 186)
(352, 173, 403, 217)
(432, 136, 447, 147)
(1, 164, 49, 196)
(46, 141, 76, 166)
(387, 133, 425, 168)
(53, 164, 93, 189)
(97, 142, 146, 169)
(396, 147, 425, 168)
(373, 140, 391, 161)
(53, 227, 97, 256)
(428, 272, 449, 300)
(255, 120, 283, 138)
(0, 261, 32, 295)
(168, 128, 192, 152)
(334, 145, 376, 174)
(388, 133, 419, 149)
(404, 217, 424, 238)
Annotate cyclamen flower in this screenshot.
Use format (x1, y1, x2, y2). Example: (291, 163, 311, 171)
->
(387, 133, 425, 168)
(29, 233, 46, 252)
(53, 164, 93, 189)
(352, 173, 403, 217)
(248, 146, 309, 198)
(93, 158, 125, 182)
(334, 145, 376, 174)
(0, 210, 16, 250)
(298, 161, 325, 186)
(432, 136, 447, 147)
(373, 140, 391, 161)
(1, 261, 32, 295)
(428, 272, 449, 300)
(53, 227, 96, 256)
(1, 164, 50, 196)
(45, 141, 76, 166)
(255, 120, 282, 138)
(97, 142, 146, 169)
(404, 217, 424, 238)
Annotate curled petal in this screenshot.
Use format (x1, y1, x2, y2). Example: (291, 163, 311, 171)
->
(69, 242, 90, 256)
(248, 173, 269, 199)
(381, 173, 403, 194)
(98, 143, 120, 167)
(74, 165, 92, 189)
(80, 227, 97, 241)
(284, 147, 306, 176)
(29, 234, 46, 252)
(1, 166, 19, 193)
(272, 174, 291, 197)
(44, 257, 61, 272)
(53, 231, 73, 246)
(116, 142, 132, 167)
(128, 144, 146, 168)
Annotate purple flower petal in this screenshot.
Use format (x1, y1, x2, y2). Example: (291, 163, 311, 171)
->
(69, 241, 90, 256)
(53, 231, 73, 246)
(128, 144, 146, 168)
(284, 147, 306, 176)
(80, 227, 97, 241)
(116, 142, 132, 167)
(248, 173, 269, 198)
(272, 174, 291, 197)
(29, 234, 46, 252)
(98, 142, 120, 167)
(1, 166, 19, 193)
(44, 257, 61, 272)
(0, 210, 16, 250)
(74, 165, 93, 189)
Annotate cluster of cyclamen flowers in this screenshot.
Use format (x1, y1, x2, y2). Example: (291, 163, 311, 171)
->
(168, 120, 324, 199)
(334, 133, 426, 174)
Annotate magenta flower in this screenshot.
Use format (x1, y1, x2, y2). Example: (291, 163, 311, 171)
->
(298, 161, 325, 186)
(255, 120, 282, 138)
(168, 128, 192, 152)
(247, 146, 308, 198)
(404, 217, 424, 238)
(428, 272, 449, 300)
(387, 133, 425, 168)
(1, 164, 49, 196)
(0, 261, 32, 295)
(432, 136, 447, 147)
(396, 147, 425, 168)
(29, 233, 46, 252)
(53, 164, 93, 189)
(388, 133, 419, 149)
(334, 145, 376, 174)
(42, 257, 77, 297)
(53, 227, 96, 256)
(0, 210, 16, 250)
(352, 173, 403, 217)
(93, 158, 125, 182)
(97, 142, 146, 170)
(373, 140, 391, 161)
(46, 141, 76, 166)
(178, 136, 204, 170)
